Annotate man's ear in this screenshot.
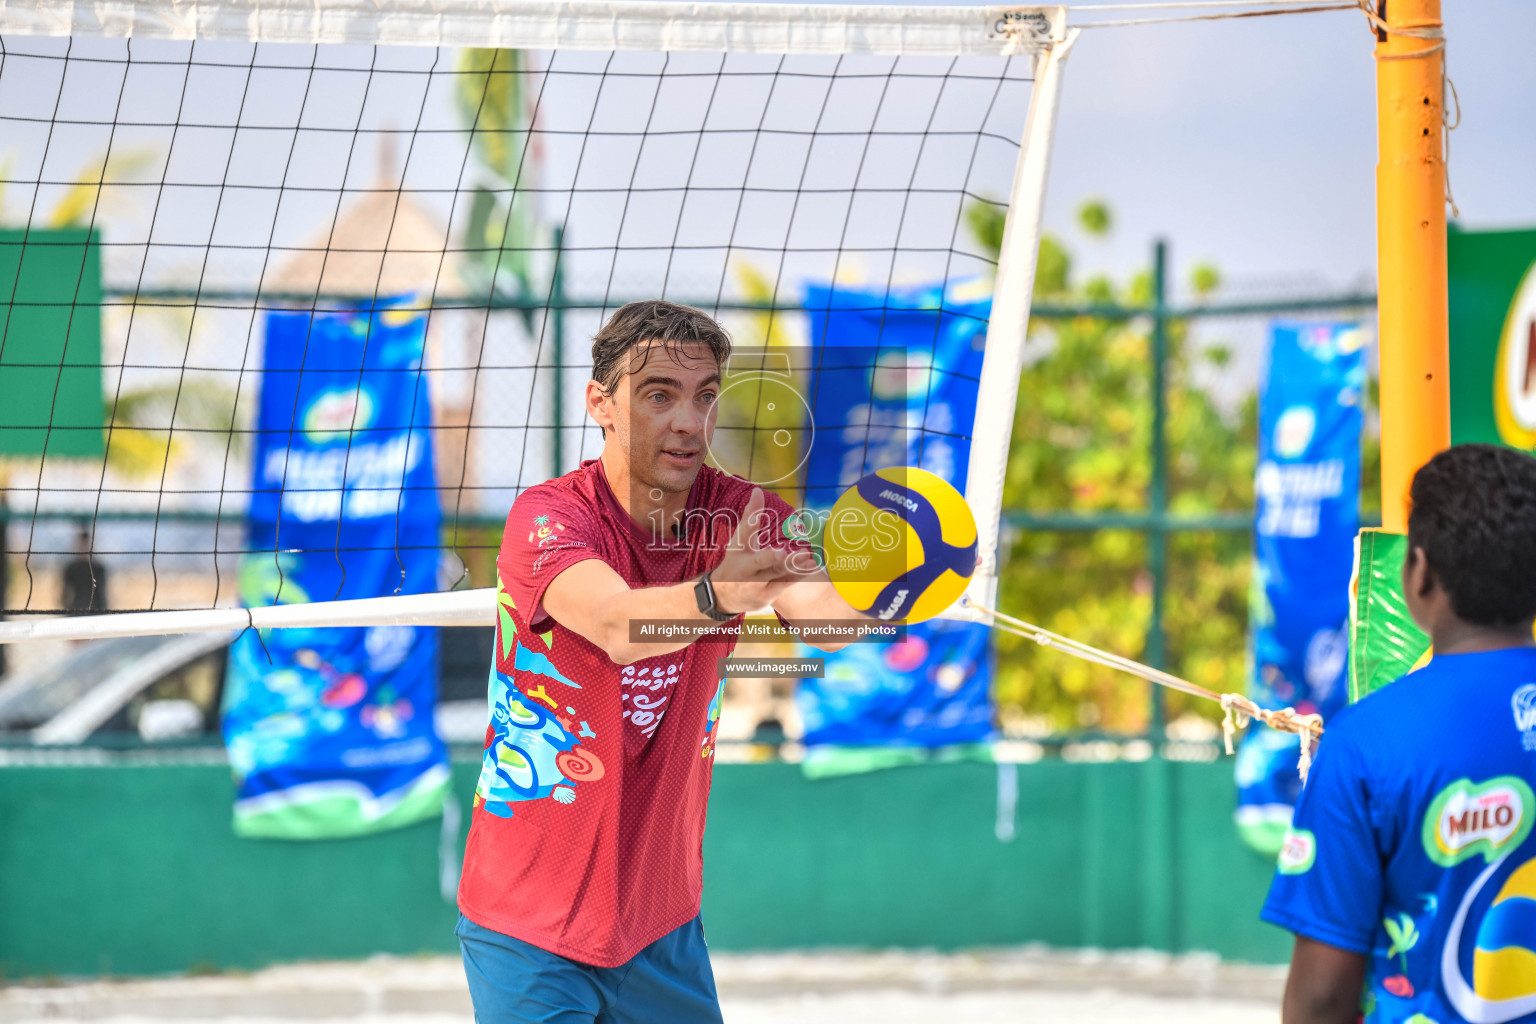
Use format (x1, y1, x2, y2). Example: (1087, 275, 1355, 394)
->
(1405, 544, 1437, 600)
(586, 380, 615, 434)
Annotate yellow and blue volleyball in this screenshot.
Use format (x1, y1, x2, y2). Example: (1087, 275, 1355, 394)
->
(1474, 855, 1536, 1001)
(822, 467, 978, 624)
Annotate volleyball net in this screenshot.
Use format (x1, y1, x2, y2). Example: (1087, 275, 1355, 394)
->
(0, 0, 1070, 645)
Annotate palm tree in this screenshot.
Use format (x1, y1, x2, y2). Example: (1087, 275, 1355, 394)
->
(456, 49, 541, 303)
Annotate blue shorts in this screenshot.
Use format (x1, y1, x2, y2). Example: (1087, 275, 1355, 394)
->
(456, 913, 723, 1024)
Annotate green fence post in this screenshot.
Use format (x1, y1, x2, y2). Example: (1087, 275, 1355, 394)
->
(550, 226, 566, 477)
(1141, 240, 1176, 952)
(1147, 239, 1170, 718)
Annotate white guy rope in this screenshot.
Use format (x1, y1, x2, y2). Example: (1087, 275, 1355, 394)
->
(1064, 0, 1357, 8)
(0, 0, 1063, 55)
(1072, 3, 1353, 29)
(966, 598, 1325, 779)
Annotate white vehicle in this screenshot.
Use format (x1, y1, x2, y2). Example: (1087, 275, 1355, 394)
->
(0, 629, 493, 746)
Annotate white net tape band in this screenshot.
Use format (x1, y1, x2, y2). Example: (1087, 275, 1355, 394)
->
(0, 591, 990, 643)
(0, 589, 497, 642)
(0, 0, 1064, 54)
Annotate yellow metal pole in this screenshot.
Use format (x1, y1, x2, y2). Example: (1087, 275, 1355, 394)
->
(1375, 0, 1450, 533)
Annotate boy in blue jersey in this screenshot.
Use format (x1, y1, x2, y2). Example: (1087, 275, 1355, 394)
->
(1262, 443, 1536, 1024)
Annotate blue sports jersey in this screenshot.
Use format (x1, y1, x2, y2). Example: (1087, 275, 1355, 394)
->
(1262, 646, 1536, 1024)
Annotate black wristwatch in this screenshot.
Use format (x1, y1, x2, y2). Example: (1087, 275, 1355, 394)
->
(694, 571, 736, 622)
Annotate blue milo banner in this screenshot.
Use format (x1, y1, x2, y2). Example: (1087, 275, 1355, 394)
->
(795, 281, 995, 752)
(223, 303, 449, 840)
(1234, 321, 1365, 854)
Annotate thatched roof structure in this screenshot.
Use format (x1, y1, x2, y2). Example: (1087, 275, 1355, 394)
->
(268, 140, 463, 298)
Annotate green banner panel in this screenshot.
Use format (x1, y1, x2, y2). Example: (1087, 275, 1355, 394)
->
(0, 228, 104, 457)
(1447, 226, 1536, 452)
(1351, 228, 1536, 703)
(1347, 529, 1430, 704)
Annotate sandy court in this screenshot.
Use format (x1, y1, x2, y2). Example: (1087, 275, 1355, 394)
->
(0, 949, 1283, 1024)
(722, 988, 1279, 1023)
(0, 998, 1279, 1024)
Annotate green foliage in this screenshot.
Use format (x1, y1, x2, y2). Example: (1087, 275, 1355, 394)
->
(965, 199, 1069, 296)
(455, 50, 528, 186)
(1189, 263, 1222, 297)
(1036, 236, 1072, 297)
(103, 380, 243, 480)
(1361, 375, 1383, 520)
(47, 148, 158, 229)
(712, 263, 808, 509)
(974, 202, 1257, 733)
(965, 201, 1008, 268)
(1076, 199, 1112, 238)
(456, 49, 539, 299)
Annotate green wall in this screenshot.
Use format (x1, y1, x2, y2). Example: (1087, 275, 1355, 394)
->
(0, 758, 1291, 979)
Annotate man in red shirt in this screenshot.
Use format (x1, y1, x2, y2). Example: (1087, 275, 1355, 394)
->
(457, 300, 862, 1023)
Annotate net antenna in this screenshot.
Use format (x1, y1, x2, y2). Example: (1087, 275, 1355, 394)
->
(0, 0, 1071, 644)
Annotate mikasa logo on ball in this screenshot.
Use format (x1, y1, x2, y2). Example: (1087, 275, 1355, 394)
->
(878, 489, 919, 513)
(877, 589, 910, 620)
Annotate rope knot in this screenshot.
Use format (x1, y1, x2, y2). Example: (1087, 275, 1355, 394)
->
(1219, 693, 1253, 755)
(972, 601, 1326, 779)
(1290, 712, 1324, 783)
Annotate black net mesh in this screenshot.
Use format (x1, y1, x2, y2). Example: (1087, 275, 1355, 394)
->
(0, 37, 1034, 617)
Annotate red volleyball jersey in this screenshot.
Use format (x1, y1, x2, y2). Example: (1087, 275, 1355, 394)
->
(458, 459, 801, 967)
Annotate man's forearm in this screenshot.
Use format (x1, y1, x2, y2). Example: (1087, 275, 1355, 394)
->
(772, 576, 866, 652)
(1283, 979, 1362, 1024)
(1282, 936, 1367, 1024)
(598, 579, 722, 664)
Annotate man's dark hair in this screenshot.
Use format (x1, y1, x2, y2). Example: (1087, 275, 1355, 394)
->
(1407, 443, 1536, 626)
(591, 301, 731, 396)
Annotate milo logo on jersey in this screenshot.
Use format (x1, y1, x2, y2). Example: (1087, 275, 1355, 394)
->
(1424, 777, 1535, 868)
(1277, 827, 1316, 875)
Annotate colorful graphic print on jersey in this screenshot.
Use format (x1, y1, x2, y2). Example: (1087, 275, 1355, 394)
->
(474, 668, 606, 817)
(700, 678, 727, 761)
(1424, 776, 1536, 1021)
(1440, 851, 1536, 1022)
(474, 575, 605, 818)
